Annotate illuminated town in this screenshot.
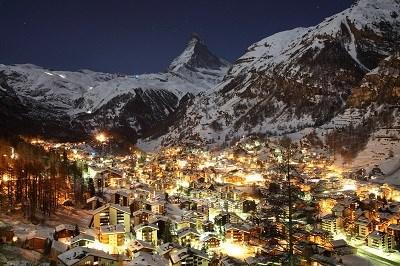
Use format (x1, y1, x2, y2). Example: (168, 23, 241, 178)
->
(1, 0, 400, 265)
(1, 132, 400, 265)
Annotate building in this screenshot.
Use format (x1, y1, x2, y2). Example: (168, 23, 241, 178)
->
(57, 246, 119, 266)
(355, 217, 372, 239)
(170, 247, 210, 266)
(201, 235, 220, 249)
(70, 234, 95, 248)
(90, 203, 131, 233)
(367, 231, 395, 251)
(225, 224, 250, 244)
(54, 224, 76, 240)
(128, 239, 155, 256)
(146, 200, 165, 215)
(99, 224, 125, 247)
(387, 224, 400, 244)
(132, 210, 154, 226)
(321, 215, 337, 235)
(177, 227, 200, 247)
(134, 223, 159, 246)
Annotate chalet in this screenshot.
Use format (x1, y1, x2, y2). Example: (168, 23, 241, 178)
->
(367, 231, 395, 251)
(225, 224, 250, 244)
(57, 246, 118, 266)
(86, 196, 104, 210)
(145, 200, 165, 215)
(113, 190, 132, 207)
(128, 239, 155, 256)
(201, 235, 220, 249)
(70, 234, 95, 248)
(176, 227, 200, 247)
(132, 210, 154, 226)
(129, 251, 168, 266)
(134, 223, 159, 246)
(99, 224, 125, 247)
(170, 247, 210, 266)
(202, 220, 214, 232)
(25, 231, 50, 251)
(387, 224, 400, 243)
(157, 242, 182, 259)
(149, 215, 170, 239)
(54, 224, 76, 240)
(320, 214, 338, 235)
(355, 216, 373, 239)
(90, 203, 131, 233)
(175, 218, 197, 231)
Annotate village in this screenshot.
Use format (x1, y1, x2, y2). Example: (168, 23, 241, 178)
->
(2, 134, 400, 266)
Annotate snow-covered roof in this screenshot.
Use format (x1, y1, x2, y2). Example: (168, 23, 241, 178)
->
(58, 247, 116, 266)
(100, 224, 125, 234)
(134, 223, 159, 232)
(55, 224, 75, 233)
(70, 234, 95, 244)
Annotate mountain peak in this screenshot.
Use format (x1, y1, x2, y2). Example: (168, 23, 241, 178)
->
(169, 34, 229, 72)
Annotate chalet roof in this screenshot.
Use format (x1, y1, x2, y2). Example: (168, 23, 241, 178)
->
(134, 223, 159, 232)
(132, 210, 154, 217)
(70, 234, 95, 244)
(128, 239, 155, 252)
(92, 203, 130, 215)
(156, 242, 182, 256)
(100, 224, 125, 234)
(170, 248, 209, 264)
(86, 196, 104, 204)
(58, 247, 116, 266)
(176, 227, 200, 238)
(55, 224, 75, 233)
(202, 234, 220, 242)
(129, 251, 168, 266)
(225, 223, 250, 233)
(368, 230, 385, 239)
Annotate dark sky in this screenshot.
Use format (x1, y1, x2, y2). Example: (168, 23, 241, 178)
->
(0, 0, 354, 74)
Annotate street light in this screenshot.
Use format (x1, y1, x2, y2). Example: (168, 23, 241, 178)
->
(95, 133, 108, 143)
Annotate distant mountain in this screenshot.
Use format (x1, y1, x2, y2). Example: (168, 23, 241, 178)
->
(153, 0, 400, 148)
(0, 35, 230, 141)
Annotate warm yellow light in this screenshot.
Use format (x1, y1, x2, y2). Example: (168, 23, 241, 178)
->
(245, 173, 263, 183)
(341, 180, 357, 191)
(2, 174, 9, 182)
(219, 241, 253, 259)
(95, 133, 108, 143)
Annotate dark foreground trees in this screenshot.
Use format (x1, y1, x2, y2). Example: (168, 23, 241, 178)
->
(0, 137, 88, 222)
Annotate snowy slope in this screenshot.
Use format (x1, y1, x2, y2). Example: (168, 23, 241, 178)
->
(151, 0, 400, 149)
(0, 36, 230, 139)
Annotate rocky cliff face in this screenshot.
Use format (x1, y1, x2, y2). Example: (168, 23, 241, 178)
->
(0, 36, 230, 141)
(154, 0, 400, 148)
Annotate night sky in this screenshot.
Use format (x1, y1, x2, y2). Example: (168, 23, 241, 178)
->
(0, 0, 354, 74)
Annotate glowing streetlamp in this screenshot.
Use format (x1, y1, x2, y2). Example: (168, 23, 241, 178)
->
(95, 133, 108, 143)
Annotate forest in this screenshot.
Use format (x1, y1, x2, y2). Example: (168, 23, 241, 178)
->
(0, 136, 90, 223)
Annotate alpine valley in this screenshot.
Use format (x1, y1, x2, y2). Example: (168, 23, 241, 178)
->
(2, 0, 400, 167)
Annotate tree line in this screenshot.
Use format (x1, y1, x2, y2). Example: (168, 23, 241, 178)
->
(0, 137, 88, 222)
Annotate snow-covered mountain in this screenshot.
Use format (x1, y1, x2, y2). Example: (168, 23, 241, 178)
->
(153, 0, 400, 148)
(0, 35, 230, 140)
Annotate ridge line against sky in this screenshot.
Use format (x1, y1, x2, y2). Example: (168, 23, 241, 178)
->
(0, 0, 354, 74)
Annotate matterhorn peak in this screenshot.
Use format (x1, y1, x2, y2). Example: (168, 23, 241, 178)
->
(168, 34, 229, 72)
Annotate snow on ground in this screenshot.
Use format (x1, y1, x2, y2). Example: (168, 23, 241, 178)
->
(341, 254, 375, 266)
(0, 207, 92, 241)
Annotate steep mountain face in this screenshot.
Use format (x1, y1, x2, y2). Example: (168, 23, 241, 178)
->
(156, 0, 400, 147)
(0, 36, 230, 141)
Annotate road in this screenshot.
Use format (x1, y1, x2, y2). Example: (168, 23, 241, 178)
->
(356, 248, 400, 266)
